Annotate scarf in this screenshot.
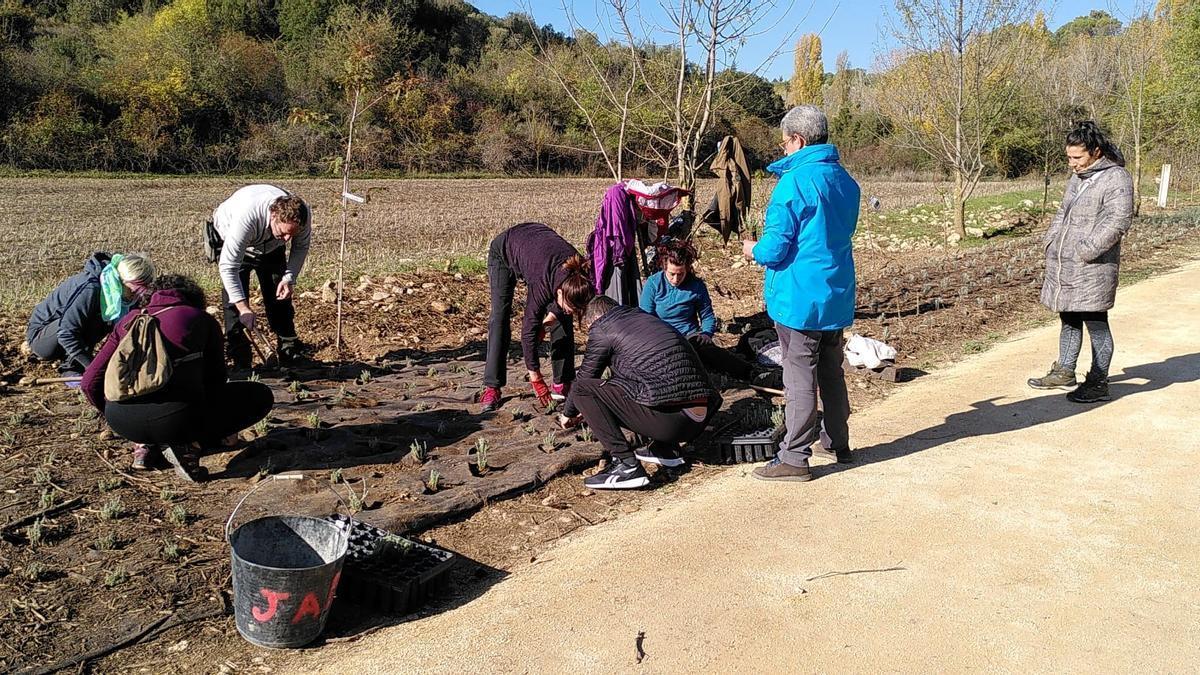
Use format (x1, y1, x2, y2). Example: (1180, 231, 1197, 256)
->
(99, 254, 135, 323)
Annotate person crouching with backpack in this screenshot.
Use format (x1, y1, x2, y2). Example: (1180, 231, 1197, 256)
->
(81, 275, 274, 482)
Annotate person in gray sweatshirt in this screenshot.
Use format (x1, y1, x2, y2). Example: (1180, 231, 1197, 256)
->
(207, 184, 311, 367)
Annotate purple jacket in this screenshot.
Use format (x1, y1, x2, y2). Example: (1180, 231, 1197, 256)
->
(82, 289, 226, 409)
(586, 184, 638, 294)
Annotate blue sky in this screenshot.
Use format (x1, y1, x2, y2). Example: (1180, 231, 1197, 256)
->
(470, 1, 1142, 78)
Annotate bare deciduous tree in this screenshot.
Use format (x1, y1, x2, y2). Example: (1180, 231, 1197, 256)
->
(879, 0, 1039, 240)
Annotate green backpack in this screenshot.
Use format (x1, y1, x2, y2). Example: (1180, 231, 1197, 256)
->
(104, 307, 201, 402)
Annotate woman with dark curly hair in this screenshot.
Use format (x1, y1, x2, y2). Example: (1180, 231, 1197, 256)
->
(1028, 121, 1134, 403)
(81, 274, 274, 481)
(639, 237, 752, 379)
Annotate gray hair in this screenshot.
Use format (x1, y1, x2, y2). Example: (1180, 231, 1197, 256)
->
(781, 105, 828, 145)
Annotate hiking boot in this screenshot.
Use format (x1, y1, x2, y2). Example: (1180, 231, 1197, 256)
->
(752, 457, 813, 482)
(1067, 372, 1111, 403)
(531, 380, 553, 408)
(1027, 362, 1077, 390)
(634, 443, 686, 468)
(130, 443, 162, 471)
(162, 443, 207, 483)
(550, 381, 570, 402)
(814, 446, 854, 464)
(277, 338, 306, 366)
(479, 386, 503, 413)
(584, 457, 650, 490)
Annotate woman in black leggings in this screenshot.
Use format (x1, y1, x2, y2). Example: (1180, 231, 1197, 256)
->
(1029, 121, 1134, 403)
(82, 275, 274, 481)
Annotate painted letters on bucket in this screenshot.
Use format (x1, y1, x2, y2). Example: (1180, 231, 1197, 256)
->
(251, 571, 341, 625)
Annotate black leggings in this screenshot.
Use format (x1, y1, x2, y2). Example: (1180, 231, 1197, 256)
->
(483, 232, 575, 388)
(221, 246, 297, 363)
(104, 381, 274, 447)
(1058, 311, 1114, 377)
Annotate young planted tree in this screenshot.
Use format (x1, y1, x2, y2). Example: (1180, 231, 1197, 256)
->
(318, 8, 403, 351)
(1111, 8, 1170, 215)
(790, 33, 824, 106)
(879, 0, 1039, 240)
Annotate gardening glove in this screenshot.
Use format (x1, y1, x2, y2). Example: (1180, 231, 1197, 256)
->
(530, 379, 553, 408)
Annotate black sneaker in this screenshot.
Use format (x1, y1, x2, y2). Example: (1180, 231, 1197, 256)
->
(1067, 373, 1110, 403)
(277, 338, 305, 366)
(584, 458, 650, 490)
(634, 443, 686, 467)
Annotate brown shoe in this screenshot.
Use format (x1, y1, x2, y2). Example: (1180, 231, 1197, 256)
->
(752, 457, 812, 482)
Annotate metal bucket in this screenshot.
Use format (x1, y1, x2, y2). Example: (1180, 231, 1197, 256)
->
(226, 474, 350, 649)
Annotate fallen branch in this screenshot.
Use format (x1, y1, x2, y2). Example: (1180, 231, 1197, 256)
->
(805, 566, 906, 582)
(22, 614, 171, 675)
(1, 496, 84, 534)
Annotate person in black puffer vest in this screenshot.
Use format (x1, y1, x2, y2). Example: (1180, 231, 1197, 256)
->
(561, 296, 721, 489)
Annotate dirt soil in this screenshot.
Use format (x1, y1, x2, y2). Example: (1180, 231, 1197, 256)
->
(1, 206, 1198, 674)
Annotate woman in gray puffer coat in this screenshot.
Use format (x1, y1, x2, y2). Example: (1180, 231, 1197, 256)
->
(1028, 121, 1134, 403)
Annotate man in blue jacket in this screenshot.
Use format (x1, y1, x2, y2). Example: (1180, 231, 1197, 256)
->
(742, 105, 860, 482)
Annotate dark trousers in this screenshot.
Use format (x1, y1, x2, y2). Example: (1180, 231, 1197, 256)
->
(483, 232, 575, 388)
(572, 377, 717, 461)
(221, 246, 297, 363)
(104, 381, 274, 447)
(776, 324, 851, 467)
(28, 319, 64, 361)
(689, 336, 753, 380)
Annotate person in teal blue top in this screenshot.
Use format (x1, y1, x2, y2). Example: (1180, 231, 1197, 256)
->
(640, 238, 751, 379)
(741, 105, 860, 482)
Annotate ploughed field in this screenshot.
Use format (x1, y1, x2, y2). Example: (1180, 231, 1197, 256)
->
(0, 176, 1197, 673)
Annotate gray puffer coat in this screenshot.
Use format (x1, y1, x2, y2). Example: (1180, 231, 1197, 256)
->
(1041, 158, 1134, 313)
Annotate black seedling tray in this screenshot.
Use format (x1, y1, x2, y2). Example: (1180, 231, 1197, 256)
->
(328, 515, 457, 616)
(694, 424, 784, 465)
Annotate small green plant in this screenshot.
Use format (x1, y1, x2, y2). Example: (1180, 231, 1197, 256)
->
(450, 363, 470, 375)
(380, 533, 414, 555)
(104, 566, 127, 587)
(254, 419, 269, 436)
(347, 478, 367, 512)
(425, 469, 440, 493)
(98, 476, 123, 493)
(159, 487, 178, 502)
(541, 431, 557, 451)
(409, 439, 427, 462)
(168, 504, 188, 526)
(357, 369, 372, 385)
(247, 371, 261, 383)
(330, 468, 344, 484)
(404, 380, 417, 392)
(33, 467, 51, 485)
(99, 496, 123, 521)
(162, 540, 182, 561)
(425, 366, 437, 378)
(38, 488, 55, 510)
(473, 437, 490, 472)
(288, 380, 303, 394)
(25, 519, 44, 547)
(580, 426, 594, 443)
(23, 561, 46, 582)
(95, 532, 116, 551)
(412, 401, 430, 412)
(306, 412, 321, 428)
